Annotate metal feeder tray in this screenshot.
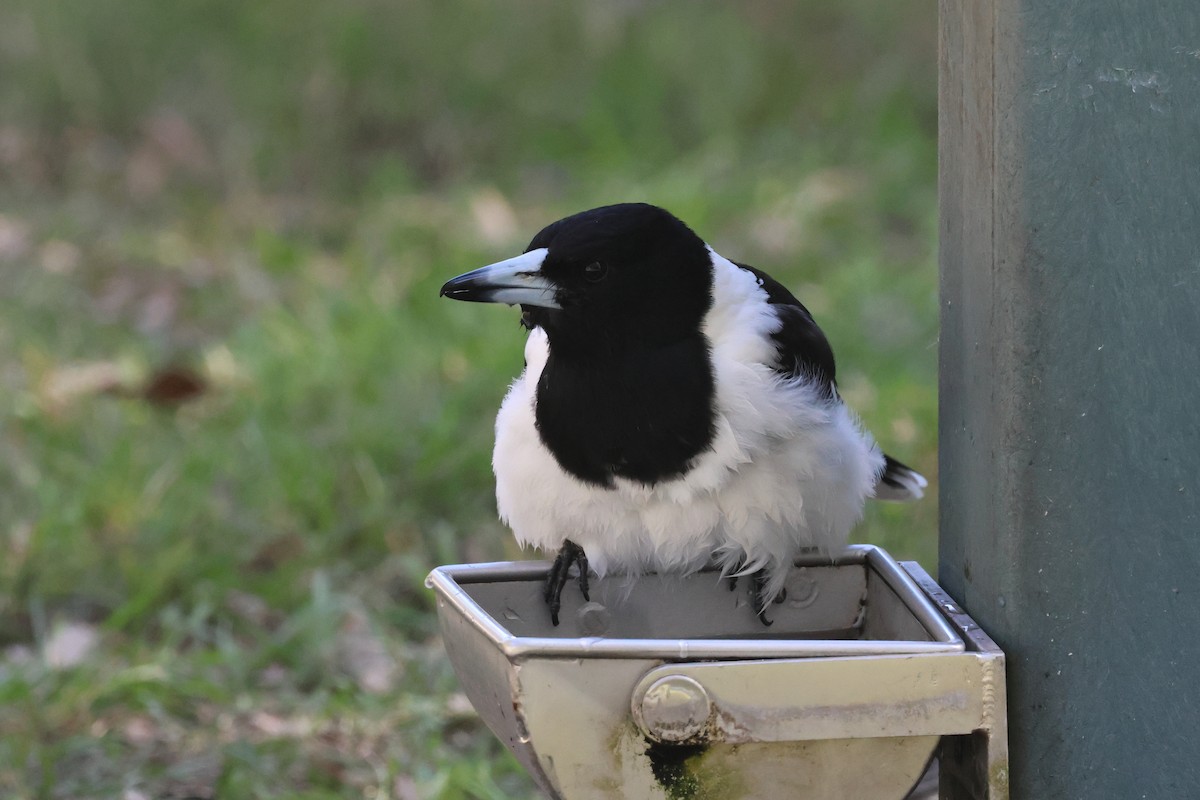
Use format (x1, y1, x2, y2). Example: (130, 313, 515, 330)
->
(427, 544, 1008, 799)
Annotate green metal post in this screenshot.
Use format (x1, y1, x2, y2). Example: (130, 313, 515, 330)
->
(939, 0, 1200, 796)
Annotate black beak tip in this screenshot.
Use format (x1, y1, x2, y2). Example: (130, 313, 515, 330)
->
(439, 279, 488, 304)
(439, 278, 467, 300)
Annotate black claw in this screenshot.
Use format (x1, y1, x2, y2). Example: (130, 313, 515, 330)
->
(578, 552, 590, 602)
(727, 555, 748, 592)
(752, 570, 775, 627)
(727, 563, 778, 625)
(775, 586, 788, 604)
(544, 551, 565, 603)
(544, 540, 589, 626)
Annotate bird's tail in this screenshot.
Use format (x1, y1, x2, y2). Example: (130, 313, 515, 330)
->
(873, 454, 928, 501)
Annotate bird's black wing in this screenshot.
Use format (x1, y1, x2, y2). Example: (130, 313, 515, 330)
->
(735, 262, 927, 499)
(734, 262, 837, 400)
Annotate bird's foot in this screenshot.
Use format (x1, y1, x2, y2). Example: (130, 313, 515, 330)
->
(544, 539, 590, 626)
(751, 570, 787, 627)
(751, 571, 773, 626)
(727, 566, 785, 625)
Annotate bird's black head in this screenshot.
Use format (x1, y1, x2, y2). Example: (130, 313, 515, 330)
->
(440, 203, 713, 355)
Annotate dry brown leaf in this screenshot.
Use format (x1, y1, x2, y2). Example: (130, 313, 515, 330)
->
(141, 365, 206, 406)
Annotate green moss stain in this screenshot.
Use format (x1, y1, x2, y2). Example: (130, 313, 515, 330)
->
(643, 741, 746, 800)
(646, 742, 708, 799)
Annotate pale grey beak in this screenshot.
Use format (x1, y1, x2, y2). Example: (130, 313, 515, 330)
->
(439, 248, 561, 309)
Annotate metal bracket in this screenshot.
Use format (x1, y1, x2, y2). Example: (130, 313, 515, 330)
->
(622, 561, 1009, 799)
(632, 652, 995, 745)
(901, 562, 1010, 800)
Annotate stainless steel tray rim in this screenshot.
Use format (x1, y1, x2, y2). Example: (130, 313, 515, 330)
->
(428, 544, 965, 660)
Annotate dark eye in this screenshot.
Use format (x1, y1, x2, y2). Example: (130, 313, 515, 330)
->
(584, 261, 608, 283)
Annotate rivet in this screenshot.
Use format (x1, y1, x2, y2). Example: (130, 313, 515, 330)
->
(789, 567, 820, 607)
(635, 675, 711, 743)
(576, 602, 611, 636)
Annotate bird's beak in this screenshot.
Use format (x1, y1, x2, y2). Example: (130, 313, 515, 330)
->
(439, 248, 561, 309)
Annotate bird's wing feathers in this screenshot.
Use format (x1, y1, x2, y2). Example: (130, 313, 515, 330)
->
(733, 262, 836, 397)
(733, 261, 927, 501)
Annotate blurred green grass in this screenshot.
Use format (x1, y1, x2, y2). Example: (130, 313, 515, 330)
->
(0, 1, 937, 797)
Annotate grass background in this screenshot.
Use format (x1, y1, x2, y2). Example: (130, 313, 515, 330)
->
(0, 1, 937, 796)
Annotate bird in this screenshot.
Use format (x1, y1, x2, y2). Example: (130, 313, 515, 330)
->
(439, 202, 926, 626)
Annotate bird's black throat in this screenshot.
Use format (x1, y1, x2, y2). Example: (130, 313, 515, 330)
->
(534, 334, 716, 488)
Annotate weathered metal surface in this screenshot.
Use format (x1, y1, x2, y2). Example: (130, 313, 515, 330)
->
(429, 548, 1008, 800)
(631, 654, 990, 744)
(939, 0, 1200, 796)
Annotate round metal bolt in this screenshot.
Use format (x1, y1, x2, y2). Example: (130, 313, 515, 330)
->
(635, 675, 712, 743)
(788, 567, 820, 607)
(576, 601, 611, 636)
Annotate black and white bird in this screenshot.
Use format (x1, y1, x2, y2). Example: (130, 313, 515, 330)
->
(440, 203, 926, 625)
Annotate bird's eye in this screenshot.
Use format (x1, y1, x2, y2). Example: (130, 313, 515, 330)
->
(584, 261, 608, 283)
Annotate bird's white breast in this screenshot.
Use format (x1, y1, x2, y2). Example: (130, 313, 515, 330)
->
(491, 249, 882, 600)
